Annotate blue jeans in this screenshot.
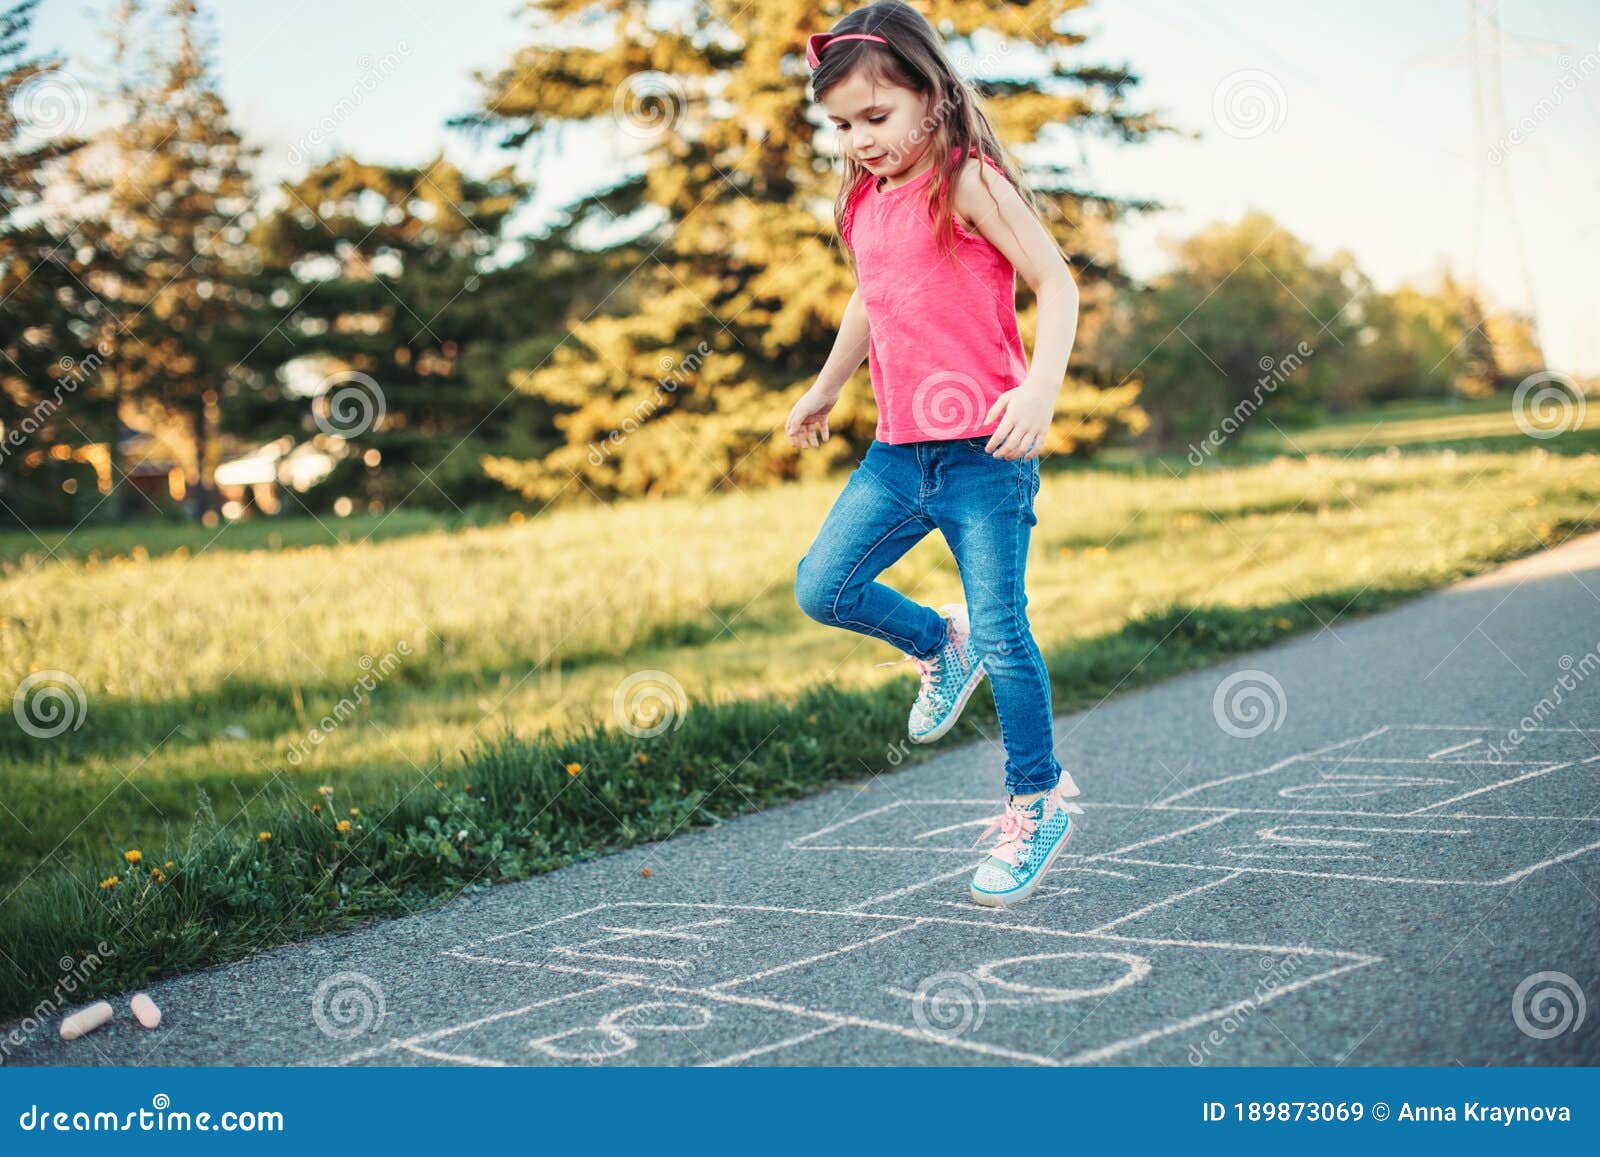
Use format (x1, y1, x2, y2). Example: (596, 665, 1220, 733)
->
(794, 436, 1062, 795)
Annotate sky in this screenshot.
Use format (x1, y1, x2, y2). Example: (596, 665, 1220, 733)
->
(27, 0, 1600, 374)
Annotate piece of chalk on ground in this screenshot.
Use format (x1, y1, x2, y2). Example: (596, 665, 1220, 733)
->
(131, 993, 161, 1029)
(60, 1001, 114, 1040)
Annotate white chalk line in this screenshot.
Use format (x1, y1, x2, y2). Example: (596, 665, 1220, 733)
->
(1404, 761, 1574, 814)
(1057, 957, 1381, 1066)
(1084, 870, 1247, 934)
(336, 980, 628, 1064)
(700, 1023, 845, 1066)
(708, 921, 927, 991)
(1154, 725, 1389, 806)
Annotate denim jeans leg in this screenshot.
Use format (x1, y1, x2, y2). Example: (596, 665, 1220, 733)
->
(794, 442, 948, 660)
(933, 447, 1060, 794)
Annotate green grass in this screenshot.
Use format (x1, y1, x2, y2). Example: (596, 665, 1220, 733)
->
(2, 392, 1598, 1024)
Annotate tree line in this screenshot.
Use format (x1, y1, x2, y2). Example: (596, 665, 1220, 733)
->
(0, 0, 1545, 528)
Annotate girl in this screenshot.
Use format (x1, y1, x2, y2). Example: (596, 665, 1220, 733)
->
(785, 0, 1085, 909)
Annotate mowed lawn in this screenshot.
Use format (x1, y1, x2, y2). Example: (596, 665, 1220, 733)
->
(3, 394, 1598, 890)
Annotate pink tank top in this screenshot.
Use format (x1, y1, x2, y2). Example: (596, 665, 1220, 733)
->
(842, 145, 1030, 444)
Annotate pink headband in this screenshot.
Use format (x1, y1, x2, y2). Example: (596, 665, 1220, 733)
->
(805, 31, 888, 70)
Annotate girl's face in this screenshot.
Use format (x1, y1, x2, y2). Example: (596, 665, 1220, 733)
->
(820, 70, 934, 179)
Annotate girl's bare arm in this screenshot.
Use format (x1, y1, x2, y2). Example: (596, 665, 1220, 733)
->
(813, 287, 871, 398)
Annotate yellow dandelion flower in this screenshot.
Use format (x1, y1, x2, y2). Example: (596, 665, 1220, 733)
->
(123, 849, 141, 866)
(258, 831, 272, 843)
(566, 762, 582, 777)
(640, 867, 651, 878)
(312, 803, 321, 814)
(151, 868, 165, 883)
(636, 753, 649, 765)
(99, 875, 120, 889)
(348, 808, 359, 817)
(336, 819, 351, 833)
(318, 785, 334, 797)
(163, 860, 175, 870)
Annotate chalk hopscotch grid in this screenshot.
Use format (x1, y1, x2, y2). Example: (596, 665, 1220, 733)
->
(334, 722, 1599, 1067)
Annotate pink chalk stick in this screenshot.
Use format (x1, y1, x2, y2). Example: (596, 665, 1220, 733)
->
(130, 992, 161, 1029)
(60, 1000, 114, 1040)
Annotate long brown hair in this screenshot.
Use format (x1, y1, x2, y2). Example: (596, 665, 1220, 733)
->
(807, 0, 1043, 273)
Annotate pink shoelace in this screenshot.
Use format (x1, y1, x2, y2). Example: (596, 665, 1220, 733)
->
(874, 650, 942, 699)
(972, 788, 1085, 866)
(972, 799, 1039, 866)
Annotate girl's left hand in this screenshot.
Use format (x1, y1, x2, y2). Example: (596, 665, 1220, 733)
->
(981, 385, 1055, 460)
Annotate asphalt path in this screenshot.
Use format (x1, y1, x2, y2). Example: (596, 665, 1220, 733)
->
(7, 531, 1600, 1067)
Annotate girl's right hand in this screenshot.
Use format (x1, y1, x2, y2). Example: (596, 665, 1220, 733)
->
(785, 385, 838, 450)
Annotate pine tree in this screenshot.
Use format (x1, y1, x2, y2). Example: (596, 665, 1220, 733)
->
(0, 0, 113, 525)
(68, 0, 257, 520)
(469, 0, 1160, 503)
(242, 154, 556, 513)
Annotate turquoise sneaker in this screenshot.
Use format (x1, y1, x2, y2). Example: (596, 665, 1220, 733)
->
(876, 603, 985, 744)
(969, 774, 1084, 908)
